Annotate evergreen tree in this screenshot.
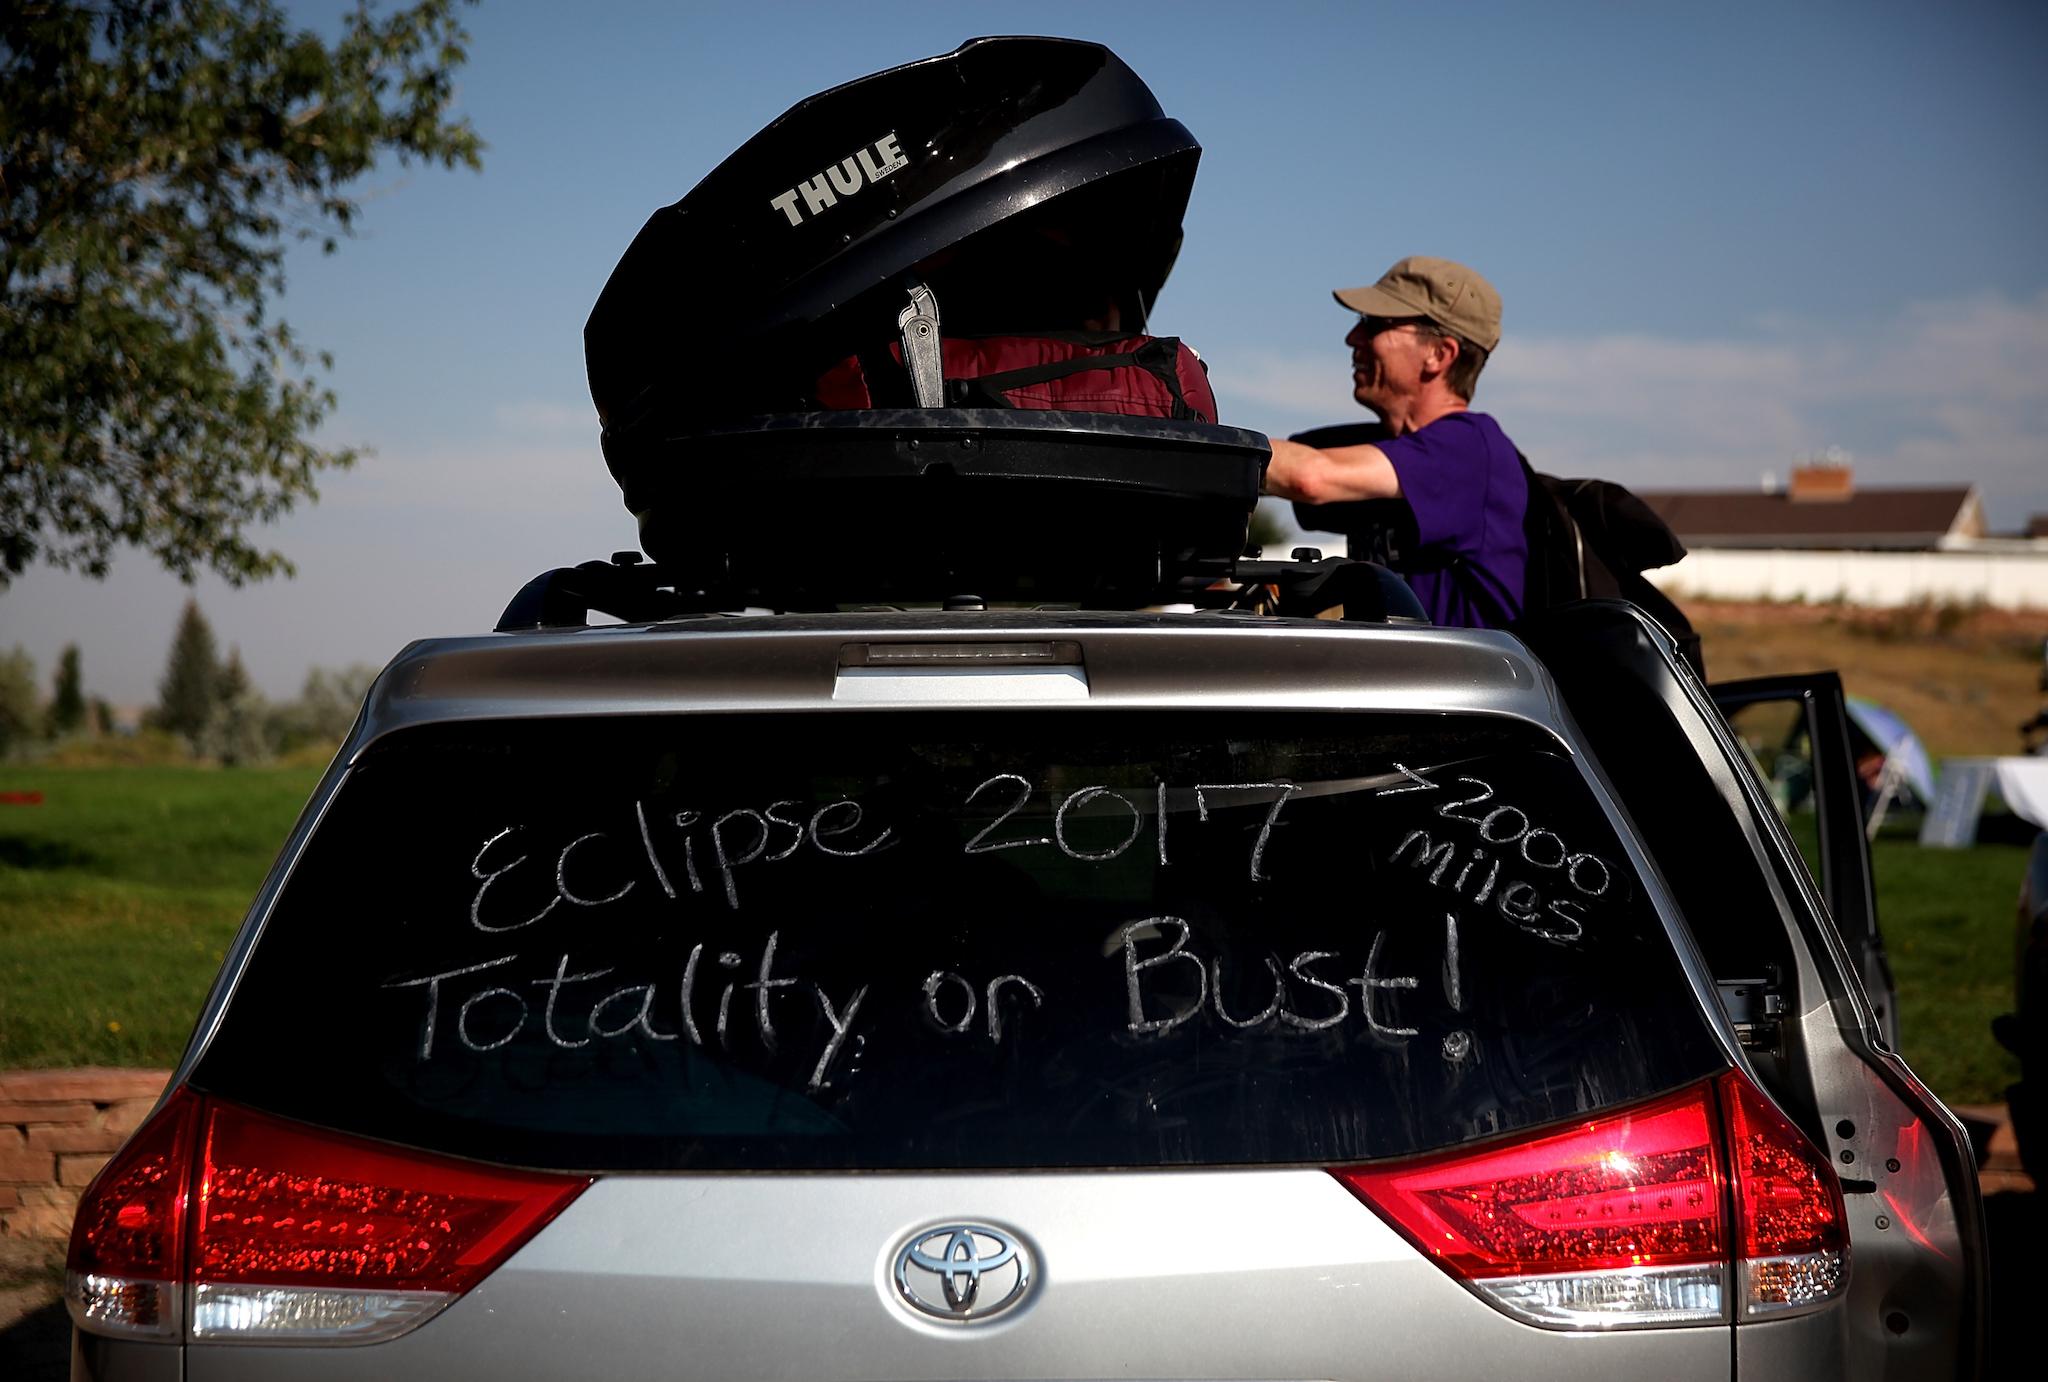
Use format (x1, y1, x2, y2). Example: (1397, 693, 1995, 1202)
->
(204, 645, 268, 765)
(92, 698, 116, 736)
(0, 646, 37, 758)
(155, 598, 220, 748)
(47, 643, 85, 736)
(216, 646, 252, 703)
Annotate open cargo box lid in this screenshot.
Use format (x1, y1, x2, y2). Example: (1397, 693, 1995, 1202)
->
(587, 35, 1200, 439)
(585, 36, 1269, 604)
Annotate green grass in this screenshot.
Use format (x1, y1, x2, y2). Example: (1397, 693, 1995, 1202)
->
(1874, 835, 2028, 1108)
(0, 764, 324, 1067)
(0, 765, 2033, 1107)
(1769, 809, 2026, 1105)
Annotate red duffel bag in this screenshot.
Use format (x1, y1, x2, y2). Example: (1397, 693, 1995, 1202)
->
(815, 331, 1218, 422)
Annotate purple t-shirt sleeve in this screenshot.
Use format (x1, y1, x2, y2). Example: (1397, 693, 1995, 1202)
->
(1376, 412, 1529, 627)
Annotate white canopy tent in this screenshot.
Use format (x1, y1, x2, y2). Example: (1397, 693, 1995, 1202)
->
(1918, 756, 2048, 847)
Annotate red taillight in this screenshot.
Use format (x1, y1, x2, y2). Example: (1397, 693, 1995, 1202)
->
(1337, 1082, 1725, 1281)
(193, 1098, 586, 1295)
(1719, 1071, 1849, 1314)
(1331, 1070, 1848, 1328)
(66, 1088, 200, 1338)
(1723, 1074, 1840, 1257)
(66, 1090, 590, 1344)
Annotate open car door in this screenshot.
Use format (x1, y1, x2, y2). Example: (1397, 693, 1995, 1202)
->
(1711, 673, 1900, 1048)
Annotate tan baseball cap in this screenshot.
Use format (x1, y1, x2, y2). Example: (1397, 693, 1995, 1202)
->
(1333, 256, 1502, 352)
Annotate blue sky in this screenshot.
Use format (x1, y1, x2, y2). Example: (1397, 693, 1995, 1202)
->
(7, 0, 2047, 704)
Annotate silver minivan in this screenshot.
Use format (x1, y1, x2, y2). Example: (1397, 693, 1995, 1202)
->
(64, 596, 1986, 1380)
(66, 36, 1986, 1380)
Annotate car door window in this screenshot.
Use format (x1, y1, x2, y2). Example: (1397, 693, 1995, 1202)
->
(1723, 698, 1824, 887)
(1710, 676, 1896, 1046)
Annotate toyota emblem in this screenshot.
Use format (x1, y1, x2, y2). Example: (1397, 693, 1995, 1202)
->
(892, 1224, 1033, 1321)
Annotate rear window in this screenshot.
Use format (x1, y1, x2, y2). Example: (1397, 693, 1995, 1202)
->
(194, 712, 1724, 1170)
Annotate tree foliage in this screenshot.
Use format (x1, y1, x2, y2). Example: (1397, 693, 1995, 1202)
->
(154, 595, 220, 746)
(203, 643, 268, 763)
(0, 0, 483, 588)
(265, 660, 376, 751)
(48, 642, 85, 735)
(0, 647, 38, 757)
(1247, 499, 1289, 553)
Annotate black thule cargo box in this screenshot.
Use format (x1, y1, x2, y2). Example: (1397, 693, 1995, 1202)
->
(581, 36, 1285, 609)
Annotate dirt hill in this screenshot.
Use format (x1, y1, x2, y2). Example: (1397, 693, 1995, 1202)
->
(1688, 599, 2046, 757)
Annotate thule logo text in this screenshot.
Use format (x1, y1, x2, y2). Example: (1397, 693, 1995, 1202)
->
(770, 133, 909, 227)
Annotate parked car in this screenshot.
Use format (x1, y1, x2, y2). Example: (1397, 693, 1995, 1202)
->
(60, 580, 1989, 1381)
(64, 36, 1985, 1382)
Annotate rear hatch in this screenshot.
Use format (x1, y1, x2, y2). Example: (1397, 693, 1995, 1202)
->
(72, 635, 1845, 1378)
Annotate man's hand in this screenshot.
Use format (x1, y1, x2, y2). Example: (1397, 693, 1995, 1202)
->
(1262, 438, 1404, 504)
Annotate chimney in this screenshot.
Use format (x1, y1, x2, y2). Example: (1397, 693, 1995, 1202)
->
(1788, 450, 1853, 504)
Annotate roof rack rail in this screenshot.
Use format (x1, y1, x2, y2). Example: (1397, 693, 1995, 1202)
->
(496, 547, 1427, 631)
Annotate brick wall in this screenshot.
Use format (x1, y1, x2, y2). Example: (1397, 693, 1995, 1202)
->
(0, 1069, 170, 1242)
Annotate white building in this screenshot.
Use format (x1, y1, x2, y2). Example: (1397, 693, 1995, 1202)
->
(1639, 463, 2048, 609)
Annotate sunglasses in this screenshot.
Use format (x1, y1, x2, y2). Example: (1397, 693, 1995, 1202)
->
(1356, 315, 1441, 338)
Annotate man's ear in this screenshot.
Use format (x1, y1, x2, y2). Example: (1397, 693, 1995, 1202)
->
(1422, 333, 1460, 381)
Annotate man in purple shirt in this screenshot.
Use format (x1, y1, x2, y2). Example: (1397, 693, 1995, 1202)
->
(1263, 256, 1527, 629)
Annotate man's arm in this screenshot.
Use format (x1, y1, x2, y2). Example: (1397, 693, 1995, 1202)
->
(1262, 438, 1405, 504)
